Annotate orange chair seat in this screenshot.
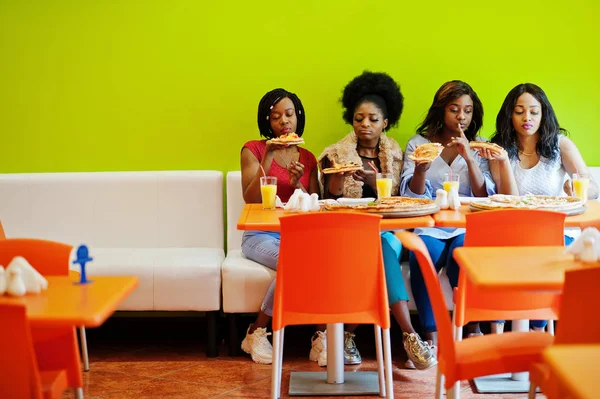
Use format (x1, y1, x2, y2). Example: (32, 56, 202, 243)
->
(41, 370, 68, 399)
(445, 332, 554, 387)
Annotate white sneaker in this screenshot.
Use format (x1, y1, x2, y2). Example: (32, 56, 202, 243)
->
(309, 331, 327, 367)
(241, 325, 273, 364)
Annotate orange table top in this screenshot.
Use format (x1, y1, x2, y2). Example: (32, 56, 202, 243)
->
(0, 276, 138, 328)
(434, 200, 600, 228)
(452, 246, 597, 292)
(237, 203, 435, 232)
(543, 344, 600, 399)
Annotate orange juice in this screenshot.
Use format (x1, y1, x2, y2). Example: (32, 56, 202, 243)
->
(260, 184, 277, 210)
(573, 177, 589, 203)
(376, 177, 393, 199)
(443, 181, 459, 194)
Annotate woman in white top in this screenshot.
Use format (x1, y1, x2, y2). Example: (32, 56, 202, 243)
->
(488, 83, 599, 331)
(401, 80, 499, 345)
(490, 83, 598, 200)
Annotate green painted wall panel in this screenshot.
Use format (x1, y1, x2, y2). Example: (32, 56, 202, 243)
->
(1, 1, 598, 173)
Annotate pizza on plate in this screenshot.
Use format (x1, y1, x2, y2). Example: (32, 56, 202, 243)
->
(471, 194, 584, 211)
(407, 143, 444, 162)
(321, 161, 363, 174)
(323, 196, 438, 214)
(268, 132, 305, 145)
(469, 141, 505, 156)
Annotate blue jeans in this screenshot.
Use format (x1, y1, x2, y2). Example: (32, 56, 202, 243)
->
(381, 232, 409, 306)
(409, 234, 464, 333)
(241, 231, 280, 317)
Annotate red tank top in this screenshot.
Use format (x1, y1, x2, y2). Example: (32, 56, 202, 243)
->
(243, 140, 317, 202)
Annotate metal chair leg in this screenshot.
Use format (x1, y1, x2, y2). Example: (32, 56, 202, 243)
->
(79, 326, 90, 372)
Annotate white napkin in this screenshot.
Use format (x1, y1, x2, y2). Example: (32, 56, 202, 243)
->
(283, 189, 319, 213)
(2, 256, 48, 296)
(565, 227, 600, 263)
(275, 196, 284, 208)
(448, 186, 461, 210)
(435, 189, 449, 210)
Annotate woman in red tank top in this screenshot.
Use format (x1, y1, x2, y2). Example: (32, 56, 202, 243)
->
(240, 89, 324, 366)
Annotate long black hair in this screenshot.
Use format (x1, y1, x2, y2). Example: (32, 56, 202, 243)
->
(341, 71, 404, 132)
(257, 88, 305, 139)
(490, 83, 566, 161)
(417, 80, 483, 141)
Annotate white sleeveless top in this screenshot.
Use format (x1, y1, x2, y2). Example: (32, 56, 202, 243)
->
(510, 136, 567, 196)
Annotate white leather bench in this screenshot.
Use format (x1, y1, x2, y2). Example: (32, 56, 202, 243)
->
(221, 171, 276, 354)
(0, 170, 224, 356)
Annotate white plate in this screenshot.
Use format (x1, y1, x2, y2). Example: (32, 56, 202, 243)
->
(336, 197, 376, 206)
(459, 197, 489, 204)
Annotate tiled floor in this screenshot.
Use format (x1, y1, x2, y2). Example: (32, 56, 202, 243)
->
(62, 316, 544, 398)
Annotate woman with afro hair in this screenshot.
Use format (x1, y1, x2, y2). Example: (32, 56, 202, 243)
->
(400, 80, 497, 345)
(240, 88, 321, 365)
(319, 71, 437, 370)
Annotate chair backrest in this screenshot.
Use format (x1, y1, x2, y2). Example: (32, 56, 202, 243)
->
(555, 267, 600, 344)
(396, 231, 456, 367)
(0, 220, 6, 239)
(465, 209, 566, 247)
(272, 212, 390, 331)
(0, 304, 43, 399)
(0, 238, 73, 276)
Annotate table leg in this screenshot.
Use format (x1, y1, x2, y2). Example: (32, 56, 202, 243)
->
(327, 323, 344, 384)
(288, 322, 380, 396)
(511, 320, 529, 381)
(472, 319, 531, 393)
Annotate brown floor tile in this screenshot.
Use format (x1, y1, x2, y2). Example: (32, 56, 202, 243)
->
(161, 359, 272, 387)
(102, 379, 233, 399)
(61, 370, 155, 398)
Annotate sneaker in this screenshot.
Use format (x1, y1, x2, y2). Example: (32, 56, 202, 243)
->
(404, 359, 416, 369)
(403, 332, 437, 370)
(309, 331, 327, 367)
(344, 332, 362, 365)
(241, 325, 273, 364)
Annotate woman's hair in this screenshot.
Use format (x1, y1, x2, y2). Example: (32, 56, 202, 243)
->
(257, 88, 306, 139)
(490, 83, 566, 161)
(417, 80, 483, 141)
(341, 71, 404, 132)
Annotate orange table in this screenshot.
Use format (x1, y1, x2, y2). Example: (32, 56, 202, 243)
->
(0, 276, 138, 327)
(543, 344, 600, 399)
(237, 203, 435, 231)
(434, 200, 600, 228)
(452, 246, 594, 292)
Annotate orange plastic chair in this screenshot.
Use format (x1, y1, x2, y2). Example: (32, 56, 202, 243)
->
(0, 238, 83, 396)
(0, 220, 6, 239)
(271, 212, 393, 399)
(528, 266, 600, 398)
(397, 231, 553, 399)
(0, 303, 68, 399)
(454, 209, 567, 339)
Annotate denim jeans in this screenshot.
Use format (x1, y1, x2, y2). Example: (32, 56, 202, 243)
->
(409, 234, 464, 333)
(241, 231, 280, 316)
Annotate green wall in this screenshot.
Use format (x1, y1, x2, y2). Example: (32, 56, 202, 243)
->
(1, 1, 598, 174)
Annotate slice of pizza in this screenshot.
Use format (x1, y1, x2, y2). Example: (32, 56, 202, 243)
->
(469, 141, 505, 155)
(407, 142, 444, 162)
(321, 161, 363, 174)
(268, 132, 305, 145)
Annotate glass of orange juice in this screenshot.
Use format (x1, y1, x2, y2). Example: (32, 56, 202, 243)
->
(376, 173, 393, 199)
(443, 173, 460, 194)
(260, 176, 278, 210)
(572, 173, 589, 204)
